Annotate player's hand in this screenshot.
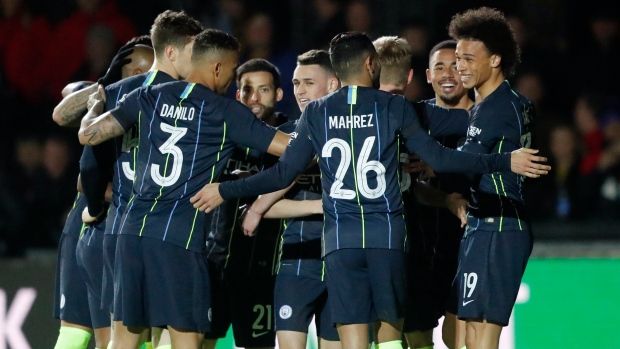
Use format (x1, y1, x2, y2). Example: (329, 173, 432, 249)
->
(87, 91, 102, 110)
(240, 203, 262, 236)
(446, 193, 468, 228)
(190, 183, 223, 213)
(81, 206, 106, 225)
(97, 47, 134, 86)
(510, 148, 551, 178)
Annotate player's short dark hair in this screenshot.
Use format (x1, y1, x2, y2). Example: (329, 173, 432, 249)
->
(150, 10, 203, 56)
(329, 32, 376, 80)
(235, 58, 281, 89)
(125, 35, 153, 48)
(428, 40, 457, 60)
(297, 49, 336, 76)
(448, 7, 520, 78)
(191, 28, 240, 64)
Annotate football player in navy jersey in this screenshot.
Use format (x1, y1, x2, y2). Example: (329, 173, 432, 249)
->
(54, 11, 204, 349)
(373, 35, 471, 349)
(77, 29, 290, 349)
(448, 8, 536, 349)
(203, 58, 288, 349)
(191, 32, 549, 349)
(238, 50, 341, 349)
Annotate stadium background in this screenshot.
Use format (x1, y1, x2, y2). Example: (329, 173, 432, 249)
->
(0, 0, 619, 348)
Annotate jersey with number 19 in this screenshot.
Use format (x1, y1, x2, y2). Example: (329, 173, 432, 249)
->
(280, 86, 512, 257)
(111, 81, 278, 253)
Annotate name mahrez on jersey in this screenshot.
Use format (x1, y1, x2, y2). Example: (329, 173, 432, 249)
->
(160, 103, 195, 121)
(328, 114, 374, 129)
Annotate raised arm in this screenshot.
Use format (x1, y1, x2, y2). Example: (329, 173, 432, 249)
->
(53, 83, 99, 126)
(78, 101, 126, 146)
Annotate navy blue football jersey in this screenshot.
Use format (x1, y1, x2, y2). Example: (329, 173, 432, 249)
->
(275, 120, 324, 280)
(462, 81, 534, 233)
(279, 86, 511, 256)
(205, 113, 288, 274)
(111, 81, 278, 253)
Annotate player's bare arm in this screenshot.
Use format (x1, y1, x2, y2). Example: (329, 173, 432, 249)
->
(241, 183, 293, 236)
(78, 101, 126, 146)
(52, 83, 99, 127)
(266, 131, 291, 156)
(510, 148, 551, 178)
(264, 199, 322, 219)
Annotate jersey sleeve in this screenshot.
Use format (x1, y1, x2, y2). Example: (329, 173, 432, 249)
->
(401, 99, 511, 174)
(79, 142, 115, 216)
(423, 103, 469, 138)
(279, 109, 316, 173)
(224, 101, 278, 153)
(110, 88, 142, 131)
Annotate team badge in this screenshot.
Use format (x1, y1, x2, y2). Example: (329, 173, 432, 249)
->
(279, 305, 293, 319)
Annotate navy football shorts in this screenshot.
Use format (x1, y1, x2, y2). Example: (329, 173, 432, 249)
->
(324, 248, 407, 324)
(101, 234, 117, 315)
(274, 272, 339, 341)
(456, 228, 533, 326)
(113, 235, 211, 332)
(76, 227, 109, 329)
(53, 233, 92, 328)
(204, 259, 276, 347)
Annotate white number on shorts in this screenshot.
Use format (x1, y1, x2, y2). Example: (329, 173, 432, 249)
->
(252, 304, 272, 330)
(321, 136, 386, 200)
(151, 123, 187, 187)
(463, 272, 478, 298)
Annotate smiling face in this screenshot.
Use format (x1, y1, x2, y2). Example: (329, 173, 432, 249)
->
(237, 71, 282, 121)
(426, 48, 468, 106)
(292, 64, 337, 112)
(455, 39, 495, 91)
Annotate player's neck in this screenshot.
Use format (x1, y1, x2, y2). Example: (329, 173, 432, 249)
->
(474, 72, 504, 102)
(262, 113, 277, 127)
(379, 83, 405, 96)
(341, 75, 374, 88)
(150, 59, 180, 80)
(435, 95, 474, 110)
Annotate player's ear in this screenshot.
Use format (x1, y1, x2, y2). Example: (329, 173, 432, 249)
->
(425, 68, 431, 84)
(327, 77, 339, 93)
(276, 87, 283, 102)
(490, 54, 501, 68)
(165, 45, 176, 62)
(235, 89, 241, 101)
(214, 62, 222, 77)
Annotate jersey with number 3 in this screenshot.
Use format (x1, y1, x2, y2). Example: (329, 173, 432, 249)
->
(102, 70, 175, 235)
(280, 86, 512, 257)
(111, 81, 278, 253)
(461, 81, 534, 233)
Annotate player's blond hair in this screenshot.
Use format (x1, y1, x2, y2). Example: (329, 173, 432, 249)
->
(373, 36, 412, 86)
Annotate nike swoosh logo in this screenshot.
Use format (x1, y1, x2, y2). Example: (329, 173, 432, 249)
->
(252, 331, 269, 338)
(462, 300, 474, 306)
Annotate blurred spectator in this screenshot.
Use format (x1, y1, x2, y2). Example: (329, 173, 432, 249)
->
(197, 0, 247, 39)
(29, 136, 78, 247)
(312, 0, 346, 49)
(47, 0, 136, 100)
(0, 0, 52, 101)
(597, 108, 620, 219)
(240, 12, 298, 118)
(400, 19, 433, 99)
(573, 93, 605, 176)
(70, 24, 117, 83)
(345, 0, 374, 37)
(526, 125, 588, 221)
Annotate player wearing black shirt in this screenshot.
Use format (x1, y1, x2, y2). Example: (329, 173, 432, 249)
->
(449, 7, 536, 349)
(204, 58, 288, 349)
(191, 32, 549, 349)
(239, 50, 341, 349)
(78, 29, 290, 349)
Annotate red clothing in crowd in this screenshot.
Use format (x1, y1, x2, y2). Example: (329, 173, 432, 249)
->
(579, 128, 604, 176)
(47, 0, 136, 99)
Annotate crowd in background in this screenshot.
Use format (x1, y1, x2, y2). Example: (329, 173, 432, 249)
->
(0, 0, 618, 257)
